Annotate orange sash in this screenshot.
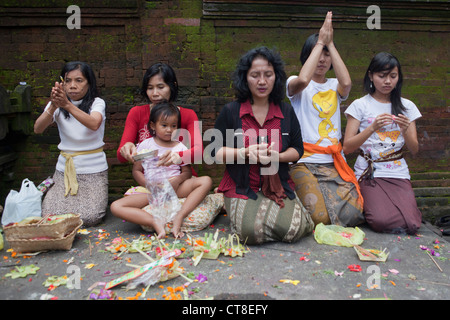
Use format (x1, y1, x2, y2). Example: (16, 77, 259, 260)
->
(303, 142, 364, 208)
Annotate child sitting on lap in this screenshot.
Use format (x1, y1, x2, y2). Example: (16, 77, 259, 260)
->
(110, 102, 212, 238)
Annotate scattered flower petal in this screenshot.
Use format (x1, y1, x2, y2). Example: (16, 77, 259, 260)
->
(389, 269, 399, 275)
(40, 294, 58, 300)
(89, 288, 117, 300)
(279, 279, 300, 286)
(347, 264, 362, 272)
(299, 256, 310, 262)
(195, 273, 208, 283)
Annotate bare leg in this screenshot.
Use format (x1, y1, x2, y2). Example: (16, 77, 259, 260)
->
(171, 176, 213, 238)
(110, 194, 166, 239)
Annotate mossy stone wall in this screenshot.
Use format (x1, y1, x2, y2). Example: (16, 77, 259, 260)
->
(0, 0, 448, 204)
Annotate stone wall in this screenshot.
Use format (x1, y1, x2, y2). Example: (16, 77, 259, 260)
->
(0, 0, 448, 205)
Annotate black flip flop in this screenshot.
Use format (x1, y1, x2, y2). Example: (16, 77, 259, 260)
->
(435, 215, 450, 228)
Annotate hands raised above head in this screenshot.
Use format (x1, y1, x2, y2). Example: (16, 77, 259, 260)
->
(318, 11, 334, 46)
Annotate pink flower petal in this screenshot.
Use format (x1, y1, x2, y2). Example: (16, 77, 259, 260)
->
(389, 269, 399, 275)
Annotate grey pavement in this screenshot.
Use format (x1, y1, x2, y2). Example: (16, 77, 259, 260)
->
(0, 210, 448, 303)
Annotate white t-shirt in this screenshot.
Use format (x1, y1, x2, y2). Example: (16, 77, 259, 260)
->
(137, 137, 188, 179)
(286, 76, 346, 163)
(45, 97, 108, 174)
(344, 94, 422, 180)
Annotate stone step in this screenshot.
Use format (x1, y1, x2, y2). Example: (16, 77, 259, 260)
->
(419, 205, 450, 224)
(412, 179, 450, 188)
(411, 172, 450, 180)
(416, 196, 449, 207)
(413, 187, 450, 197)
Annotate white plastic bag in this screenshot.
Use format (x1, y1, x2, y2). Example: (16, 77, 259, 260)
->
(142, 157, 181, 225)
(125, 265, 163, 290)
(2, 178, 43, 226)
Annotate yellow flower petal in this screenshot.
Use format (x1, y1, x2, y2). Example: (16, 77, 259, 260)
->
(279, 279, 300, 285)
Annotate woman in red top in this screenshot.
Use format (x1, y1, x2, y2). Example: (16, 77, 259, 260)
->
(115, 63, 217, 237)
(117, 63, 203, 177)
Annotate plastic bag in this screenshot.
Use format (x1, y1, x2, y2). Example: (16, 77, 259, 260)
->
(314, 223, 365, 247)
(104, 252, 176, 290)
(142, 157, 181, 225)
(125, 265, 163, 290)
(2, 179, 43, 226)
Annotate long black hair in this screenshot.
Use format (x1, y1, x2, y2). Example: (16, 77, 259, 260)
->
(300, 33, 333, 70)
(60, 61, 99, 119)
(364, 52, 406, 116)
(140, 63, 178, 102)
(232, 46, 286, 106)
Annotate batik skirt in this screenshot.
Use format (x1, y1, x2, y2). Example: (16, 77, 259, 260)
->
(224, 192, 314, 245)
(289, 162, 364, 227)
(42, 169, 108, 227)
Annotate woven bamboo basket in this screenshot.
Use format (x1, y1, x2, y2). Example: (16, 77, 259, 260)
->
(3, 213, 82, 241)
(6, 220, 82, 253)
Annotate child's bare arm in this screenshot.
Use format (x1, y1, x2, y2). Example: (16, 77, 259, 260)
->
(169, 165, 192, 191)
(132, 161, 147, 187)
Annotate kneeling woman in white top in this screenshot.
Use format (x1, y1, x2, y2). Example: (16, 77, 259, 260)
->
(34, 61, 108, 227)
(344, 52, 422, 234)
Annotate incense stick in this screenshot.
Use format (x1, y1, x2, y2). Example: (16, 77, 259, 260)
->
(426, 251, 443, 272)
(37, 214, 50, 225)
(354, 245, 378, 259)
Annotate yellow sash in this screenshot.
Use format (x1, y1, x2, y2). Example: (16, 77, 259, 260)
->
(60, 147, 103, 196)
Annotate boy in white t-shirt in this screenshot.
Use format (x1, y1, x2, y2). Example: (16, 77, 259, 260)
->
(287, 12, 364, 227)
